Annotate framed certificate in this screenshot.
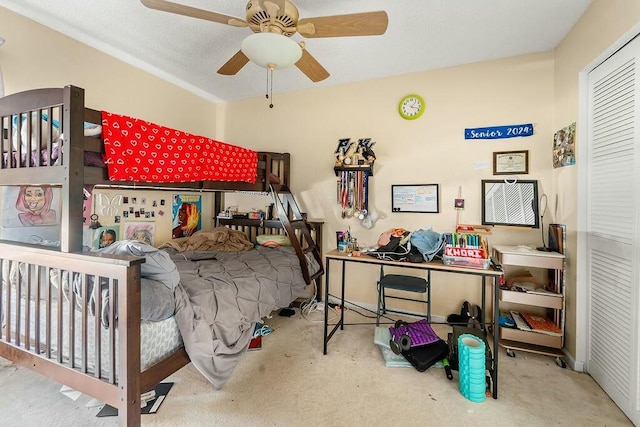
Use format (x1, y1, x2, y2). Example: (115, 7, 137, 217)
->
(493, 150, 529, 175)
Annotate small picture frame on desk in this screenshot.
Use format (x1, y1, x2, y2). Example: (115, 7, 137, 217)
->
(493, 150, 529, 175)
(391, 184, 439, 213)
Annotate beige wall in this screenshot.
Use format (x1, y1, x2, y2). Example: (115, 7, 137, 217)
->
(220, 0, 640, 364)
(0, 7, 217, 136)
(552, 0, 640, 359)
(0, 7, 218, 246)
(4, 1, 640, 363)
(220, 53, 556, 320)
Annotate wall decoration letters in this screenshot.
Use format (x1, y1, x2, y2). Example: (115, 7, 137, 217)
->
(465, 123, 534, 140)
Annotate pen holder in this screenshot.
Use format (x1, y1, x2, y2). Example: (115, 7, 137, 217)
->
(441, 232, 491, 269)
(442, 245, 491, 269)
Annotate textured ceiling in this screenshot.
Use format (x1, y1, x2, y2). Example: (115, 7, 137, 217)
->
(1, 0, 594, 103)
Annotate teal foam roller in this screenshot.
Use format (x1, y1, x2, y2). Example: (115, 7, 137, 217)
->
(457, 334, 486, 403)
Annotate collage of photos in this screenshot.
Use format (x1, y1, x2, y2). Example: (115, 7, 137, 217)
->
(87, 193, 202, 249)
(1, 186, 204, 250)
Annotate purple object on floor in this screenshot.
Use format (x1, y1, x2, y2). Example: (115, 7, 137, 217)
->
(389, 319, 440, 348)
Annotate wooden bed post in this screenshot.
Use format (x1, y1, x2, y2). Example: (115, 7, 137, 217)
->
(61, 85, 86, 253)
(214, 192, 224, 222)
(118, 263, 142, 426)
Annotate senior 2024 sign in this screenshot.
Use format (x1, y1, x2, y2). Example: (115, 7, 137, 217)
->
(464, 123, 534, 140)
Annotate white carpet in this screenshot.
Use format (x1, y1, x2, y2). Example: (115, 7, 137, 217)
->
(0, 307, 633, 426)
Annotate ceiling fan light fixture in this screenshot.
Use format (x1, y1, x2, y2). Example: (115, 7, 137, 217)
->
(241, 32, 302, 70)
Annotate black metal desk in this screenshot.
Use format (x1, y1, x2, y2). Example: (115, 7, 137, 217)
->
(322, 249, 504, 399)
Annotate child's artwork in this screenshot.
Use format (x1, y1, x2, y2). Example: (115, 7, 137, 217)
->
(553, 122, 576, 168)
(1, 185, 62, 246)
(93, 226, 120, 249)
(124, 222, 155, 246)
(172, 194, 201, 239)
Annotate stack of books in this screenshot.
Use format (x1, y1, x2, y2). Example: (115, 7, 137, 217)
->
(509, 310, 562, 336)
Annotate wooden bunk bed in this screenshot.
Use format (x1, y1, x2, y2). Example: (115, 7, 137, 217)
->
(0, 85, 323, 426)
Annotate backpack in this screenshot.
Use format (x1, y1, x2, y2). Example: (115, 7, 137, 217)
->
(370, 229, 412, 261)
(410, 227, 445, 262)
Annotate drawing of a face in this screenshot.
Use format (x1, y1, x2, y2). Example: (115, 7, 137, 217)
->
(100, 230, 116, 248)
(24, 186, 46, 213)
(132, 230, 150, 244)
(178, 204, 188, 224)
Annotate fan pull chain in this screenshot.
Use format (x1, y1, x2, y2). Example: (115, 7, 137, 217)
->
(265, 66, 274, 108)
(269, 67, 274, 108)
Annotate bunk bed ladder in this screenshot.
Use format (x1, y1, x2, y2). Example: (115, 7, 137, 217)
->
(269, 185, 324, 285)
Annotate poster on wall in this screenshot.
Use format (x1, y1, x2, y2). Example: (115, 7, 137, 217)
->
(93, 225, 121, 249)
(1, 185, 62, 246)
(123, 222, 155, 246)
(172, 194, 201, 239)
(553, 122, 576, 168)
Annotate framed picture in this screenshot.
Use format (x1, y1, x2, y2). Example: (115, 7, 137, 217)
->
(493, 150, 529, 175)
(123, 221, 155, 246)
(391, 184, 439, 213)
(93, 225, 120, 249)
(481, 179, 539, 228)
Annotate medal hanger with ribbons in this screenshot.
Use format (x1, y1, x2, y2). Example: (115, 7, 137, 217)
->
(338, 169, 369, 219)
(333, 137, 375, 220)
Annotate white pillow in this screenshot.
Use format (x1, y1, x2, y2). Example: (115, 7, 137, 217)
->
(12, 117, 60, 152)
(83, 123, 102, 136)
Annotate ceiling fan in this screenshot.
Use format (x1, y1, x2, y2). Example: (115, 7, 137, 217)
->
(140, 0, 388, 82)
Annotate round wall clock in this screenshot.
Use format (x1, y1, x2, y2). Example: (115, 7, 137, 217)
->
(398, 94, 425, 120)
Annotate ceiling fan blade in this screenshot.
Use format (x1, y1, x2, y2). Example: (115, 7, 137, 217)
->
(297, 11, 388, 38)
(217, 50, 250, 75)
(140, 0, 248, 27)
(296, 49, 330, 82)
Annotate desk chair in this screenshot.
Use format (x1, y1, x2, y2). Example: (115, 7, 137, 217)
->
(376, 268, 430, 325)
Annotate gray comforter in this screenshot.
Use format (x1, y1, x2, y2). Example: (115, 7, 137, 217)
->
(166, 245, 309, 388)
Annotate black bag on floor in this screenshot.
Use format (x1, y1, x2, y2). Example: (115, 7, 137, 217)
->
(401, 339, 449, 372)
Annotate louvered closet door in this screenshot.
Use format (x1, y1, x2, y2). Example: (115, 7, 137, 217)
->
(586, 34, 640, 425)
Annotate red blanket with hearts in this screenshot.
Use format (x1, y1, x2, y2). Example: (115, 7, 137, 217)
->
(101, 111, 257, 183)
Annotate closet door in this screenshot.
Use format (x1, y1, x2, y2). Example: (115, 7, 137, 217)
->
(586, 35, 640, 425)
